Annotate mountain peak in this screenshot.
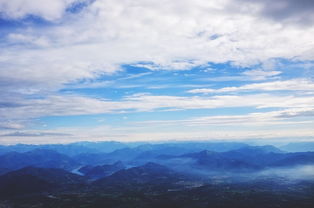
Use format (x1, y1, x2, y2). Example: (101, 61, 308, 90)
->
(183, 150, 217, 158)
(236, 145, 283, 154)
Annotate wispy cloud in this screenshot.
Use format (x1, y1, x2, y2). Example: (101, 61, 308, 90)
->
(1, 131, 72, 137)
(188, 79, 314, 94)
(0, 121, 25, 130)
(242, 69, 282, 80)
(136, 108, 314, 127)
(1, 93, 313, 122)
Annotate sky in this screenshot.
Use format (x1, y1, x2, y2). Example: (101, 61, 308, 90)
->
(0, 0, 313, 144)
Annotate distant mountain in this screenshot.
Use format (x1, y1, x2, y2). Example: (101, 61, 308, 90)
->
(135, 142, 250, 156)
(79, 161, 125, 179)
(157, 145, 314, 173)
(123, 142, 251, 166)
(0, 142, 251, 167)
(73, 152, 111, 166)
(0, 149, 79, 171)
(222, 146, 314, 168)
(76, 142, 249, 163)
(0, 167, 86, 197)
(104, 147, 143, 162)
(1, 143, 313, 178)
(97, 162, 174, 183)
(270, 152, 314, 167)
(183, 142, 249, 152)
(280, 142, 314, 152)
(0, 141, 128, 157)
(71, 141, 128, 153)
(73, 147, 147, 165)
(93, 162, 186, 191)
(0, 143, 95, 156)
(182, 150, 260, 171)
(216, 147, 279, 168)
(233, 145, 284, 154)
(150, 142, 249, 153)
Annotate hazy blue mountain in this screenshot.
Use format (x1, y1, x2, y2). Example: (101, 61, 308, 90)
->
(73, 147, 146, 165)
(0, 143, 96, 156)
(156, 145, 314, 173)
(232, 145, 284, 154)
(79, 161, 125, 179)
(104, 147, 143, 161)
(174, 142, 249, 152)
(0, 141, 128, 156)
(38, 144, 99, 156)
(0, 141, 250, 163)
(73, 152, 111, 165)
(0, 149, 79, 171)
(220, 145, 286, 167)
(269, 152, 314, 167)
(222, 146, 314, 168)
(280, 142, 314, 152)
(0, 143, 313, 181)
(93, 162, 185, 189)
(72, 141, 128, 152)
(113, 142, 251, 166)
(135, 142, 250, 156)
(0, 144, 40, 155)
(182, 150, 260, 171)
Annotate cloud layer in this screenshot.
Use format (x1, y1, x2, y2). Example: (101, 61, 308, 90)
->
(0, 0, 79, 20)
(0, 0, 313, 143)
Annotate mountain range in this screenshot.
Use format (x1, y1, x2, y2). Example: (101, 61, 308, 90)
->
(0, 141, 313, 207)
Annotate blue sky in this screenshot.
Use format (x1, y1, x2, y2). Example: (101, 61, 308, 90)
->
(0, 0, 313, 144)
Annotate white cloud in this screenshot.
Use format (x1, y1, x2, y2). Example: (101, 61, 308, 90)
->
(137, 108, 314, 127)
(232, 0, 314, 26)
(242, 69, 282, 80)
(1, 0, 314, 143)
(0, 0, 79, 21)
(1, 93, 313, 122)
(1, 114, 313, 144)
(188, 79, 314, 94)
(0, 121, 25, 129)
(1, 0, 314, 95)
(8, 33, 50, 47)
